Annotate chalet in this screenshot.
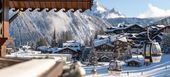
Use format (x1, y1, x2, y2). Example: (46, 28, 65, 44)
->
(54, 40, 82, 60)
(105, 27, 124, 34)
(93, 35, 130, 62)
(55, 48, 80, 60)
(95, 43, 115, 62)
(105, 24, 146, 34)
(124, 24, 146, 33)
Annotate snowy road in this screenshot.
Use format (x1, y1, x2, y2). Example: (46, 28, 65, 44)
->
(84, 54, 170, 77)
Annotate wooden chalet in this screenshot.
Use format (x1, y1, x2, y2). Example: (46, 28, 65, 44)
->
(54, 40, 82, 60)
(105, 24, 146, 34)
(125, 24, 146, 33)
(95, 43, 115, 62)
(94, 35, 130, 62)
(55, 47, 80, 60)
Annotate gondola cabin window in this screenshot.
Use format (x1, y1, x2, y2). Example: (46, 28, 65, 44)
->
(145, 44, 151, 56)
(151, 42, 162, 63)
(108, 60, 122, 72)
(152, 42, 162, 56)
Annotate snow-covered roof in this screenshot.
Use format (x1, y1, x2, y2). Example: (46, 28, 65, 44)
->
(55, 47, 78, 53)
(9, 48, 42, 57)
(97, 35, 109, 40)
(156, 25, 165, 28)
(94, 39, 108, 47)
(126, 24, 144, 28)
(118, 36, 127, 42)
(46, 47, 58, 52)
(94, 35, 128, 47)
(126, 55, 144, 63)
(37, 46, 49, 51)
(63, 40, 81, 51)
(22, 45, 31, 49)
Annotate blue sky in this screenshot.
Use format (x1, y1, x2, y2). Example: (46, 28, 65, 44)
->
(94, 0, 170, 18)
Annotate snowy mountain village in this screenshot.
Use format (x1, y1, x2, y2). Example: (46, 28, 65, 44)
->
(6, 24, 170, 77)
(1, 0, 170, 77)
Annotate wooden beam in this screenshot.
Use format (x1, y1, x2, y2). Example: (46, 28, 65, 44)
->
(0, 0, 9, 57)
(9, 0, 93, 12)
(9, 11, 20, 23)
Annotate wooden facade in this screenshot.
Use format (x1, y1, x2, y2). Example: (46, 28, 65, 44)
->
(125, 24, 146, 33)
(95, 44, 116, 62)
(94, 39, 131, 62)
(56, 48, 80, 60)
(105, 24, 146, 34)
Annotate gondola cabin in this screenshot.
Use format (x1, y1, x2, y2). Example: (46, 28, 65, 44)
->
(144, 42, 162, 63)
(108, 60, 122, 74)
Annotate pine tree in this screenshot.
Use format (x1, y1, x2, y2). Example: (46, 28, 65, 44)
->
(36, 38, 47, 47)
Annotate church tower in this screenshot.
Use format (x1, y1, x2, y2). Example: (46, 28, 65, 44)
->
(51, 29, 57, 47)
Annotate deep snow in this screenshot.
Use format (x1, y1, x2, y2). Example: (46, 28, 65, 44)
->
(84, 54, 170, 77)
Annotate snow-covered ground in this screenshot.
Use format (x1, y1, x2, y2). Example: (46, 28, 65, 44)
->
(84, 54, 170, 77)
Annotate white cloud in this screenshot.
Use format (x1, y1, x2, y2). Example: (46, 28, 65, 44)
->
(138, 4, 170, 18)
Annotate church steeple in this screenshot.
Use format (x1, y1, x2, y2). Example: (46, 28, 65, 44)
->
(53, 29, 56, 40)
(51, 29, 57, 47)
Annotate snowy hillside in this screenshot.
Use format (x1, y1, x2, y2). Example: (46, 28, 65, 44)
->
(9, 10, 112, 47)
(152, 17, 170, 26)
(107, 17, 164, 26)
